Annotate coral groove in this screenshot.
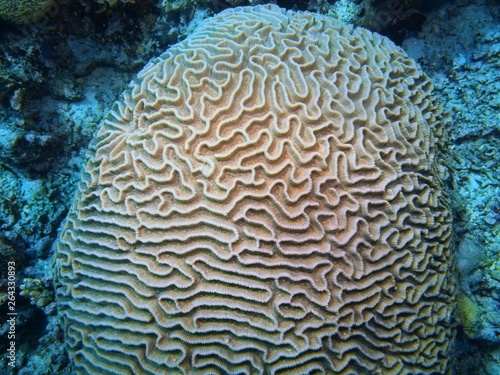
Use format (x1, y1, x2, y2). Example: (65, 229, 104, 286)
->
(54, 4, 455, 374)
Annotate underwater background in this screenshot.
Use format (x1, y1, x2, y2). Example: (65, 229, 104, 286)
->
(0, 0, 498, 374)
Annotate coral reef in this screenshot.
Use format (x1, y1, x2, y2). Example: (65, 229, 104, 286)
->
(325, 0, 369, 23)
(54, 4, 454, 374)
(0, 0, 180, 372)
(302, 0, 447, 44)
(403, 0, 500, 373)
(20, 278, 54, 312)
(0, 0, 499, 373)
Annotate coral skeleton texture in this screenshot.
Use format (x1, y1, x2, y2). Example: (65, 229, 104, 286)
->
(54, 4, 455, 374)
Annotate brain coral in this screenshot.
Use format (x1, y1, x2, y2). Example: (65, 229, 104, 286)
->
(54, 4, 455, 374)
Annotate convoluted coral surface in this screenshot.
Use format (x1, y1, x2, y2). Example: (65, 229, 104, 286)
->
(54, 4, 455, 374)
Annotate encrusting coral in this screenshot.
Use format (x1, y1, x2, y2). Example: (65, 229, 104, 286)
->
(54, 4, 455, 374)
(20, 278, 54, 309)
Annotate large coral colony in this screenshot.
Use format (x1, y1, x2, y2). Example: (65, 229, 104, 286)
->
(53, 4, 455, 375)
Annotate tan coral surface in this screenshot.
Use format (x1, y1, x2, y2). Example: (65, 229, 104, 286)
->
(54, 4, 455, 374)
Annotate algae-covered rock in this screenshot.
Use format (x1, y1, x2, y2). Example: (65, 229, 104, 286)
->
(457, 294, 482, 338)
(0, 0, 53, 24)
